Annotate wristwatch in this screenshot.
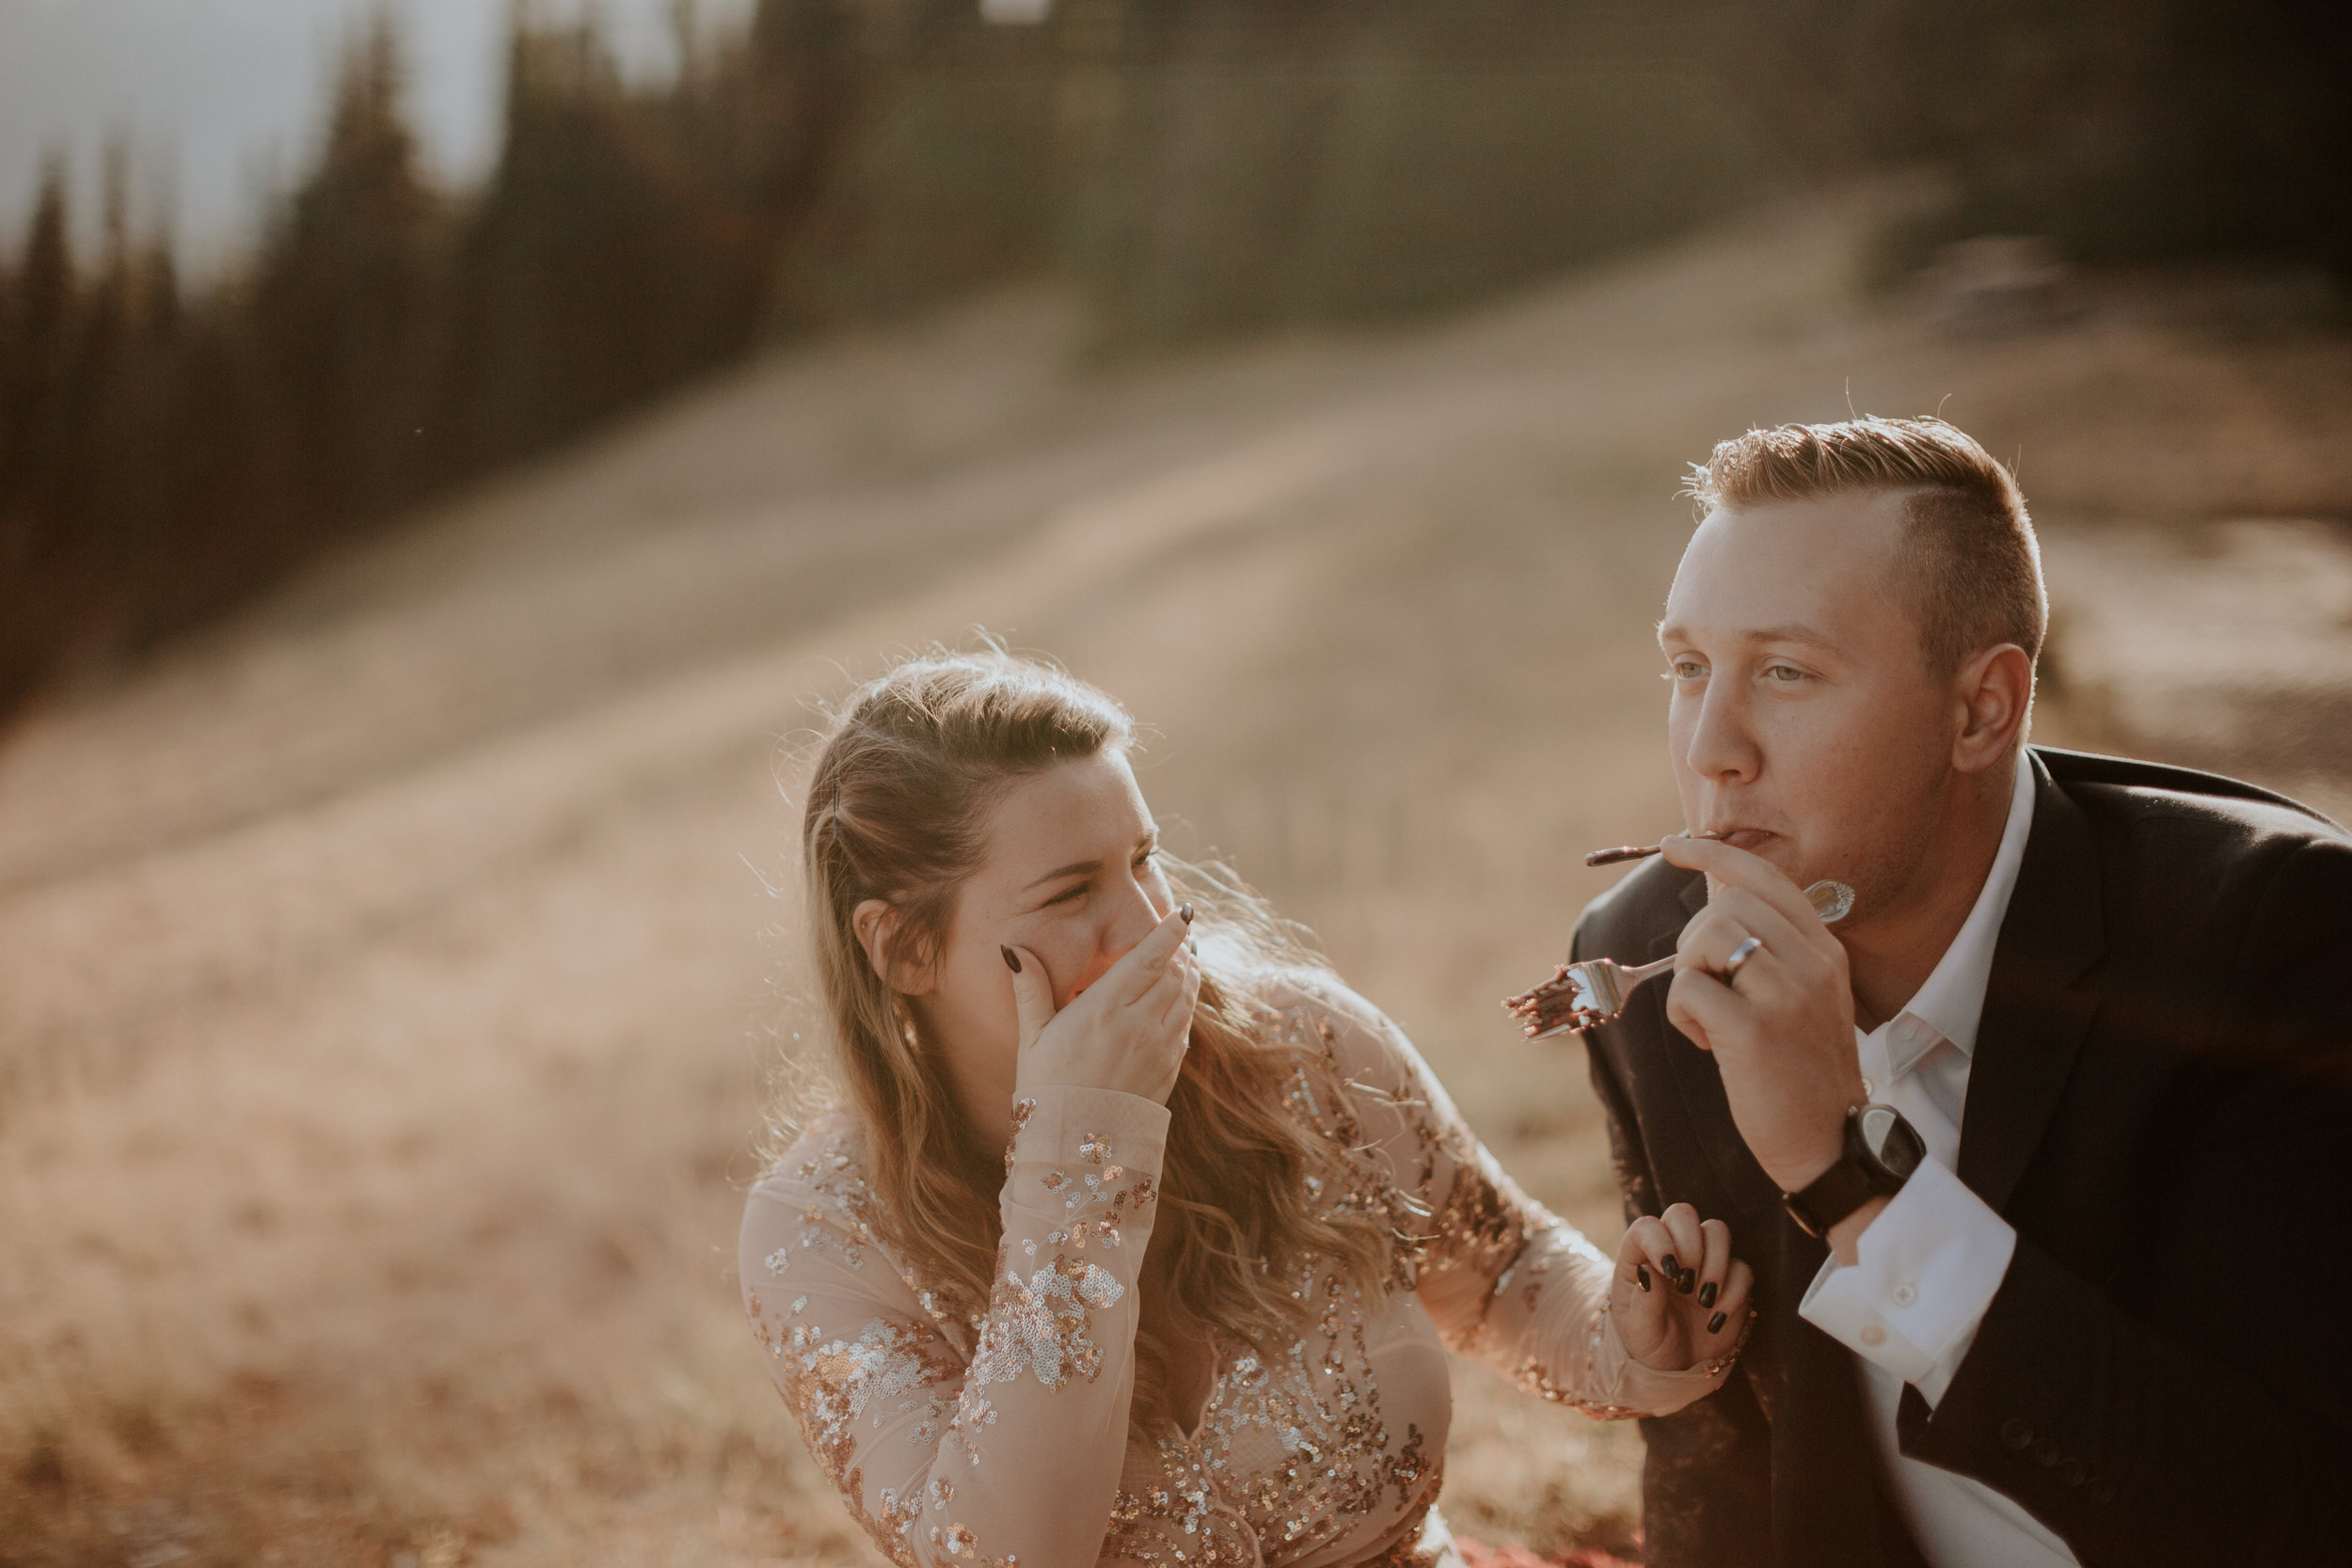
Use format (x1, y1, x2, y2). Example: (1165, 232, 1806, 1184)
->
(1781, 1102, 1926, 1239)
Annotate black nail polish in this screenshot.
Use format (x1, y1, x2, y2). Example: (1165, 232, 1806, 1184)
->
(1661, 1254, 1677, 1276)
(1179, 903, 1194, 924)
(1001, 945, 1021, 974)
(1678, 1270, 1695, 1294)
(1699, 1281, 1719, 1308)
(1637, 1264, 1651, 1292)
(1708, 1310, 1727, 1334)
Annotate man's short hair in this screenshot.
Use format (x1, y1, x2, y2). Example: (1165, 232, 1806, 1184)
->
(1684, 415, 2046, 677)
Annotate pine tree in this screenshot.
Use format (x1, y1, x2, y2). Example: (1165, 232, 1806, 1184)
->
(0, 163, 86, 707)
(249, 16, 444, 527)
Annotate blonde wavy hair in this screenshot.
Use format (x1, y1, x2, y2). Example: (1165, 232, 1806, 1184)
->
(795, 650, 1396, 1434)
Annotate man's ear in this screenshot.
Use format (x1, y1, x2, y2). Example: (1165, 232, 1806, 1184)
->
(1952, 642, 2034, 773)
(851, 897, 936, 996)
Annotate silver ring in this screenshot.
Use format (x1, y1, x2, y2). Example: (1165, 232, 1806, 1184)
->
(1723, 936, 1763, 985)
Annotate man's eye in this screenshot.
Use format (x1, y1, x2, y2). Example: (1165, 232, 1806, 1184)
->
(1044, 884, 1086, 907)
(1134, 848, 1157, 869)
(1765, 664, 1806, 683)
(1666, 660, 1707, 680)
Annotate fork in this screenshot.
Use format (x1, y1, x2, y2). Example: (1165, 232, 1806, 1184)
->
(1502, 879, 1854, 1039)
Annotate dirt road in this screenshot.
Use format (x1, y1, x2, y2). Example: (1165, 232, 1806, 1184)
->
(4, 192, 2346, 1566)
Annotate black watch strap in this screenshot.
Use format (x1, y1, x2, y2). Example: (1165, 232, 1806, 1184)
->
(1781, 1103, 1921, 1239)
(1783, 1152, 1885, 1239)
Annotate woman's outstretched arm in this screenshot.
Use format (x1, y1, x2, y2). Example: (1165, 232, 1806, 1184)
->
(740, 1086, 1168, 1568)
(1290, 979, 1746, 1418)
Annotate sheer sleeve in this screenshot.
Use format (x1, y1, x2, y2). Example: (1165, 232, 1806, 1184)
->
(1283, 980, 1736, 1420)
(740, 1085, 1170, 1568)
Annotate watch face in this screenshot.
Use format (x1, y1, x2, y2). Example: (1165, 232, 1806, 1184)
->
(1858, 1104, 1926, 1181)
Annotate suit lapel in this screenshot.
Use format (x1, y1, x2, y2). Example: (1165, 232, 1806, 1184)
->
(1644, 868, 1773, 1200)
(1958, 750, 2107, 1213)
(1632, 864, 1914, 1564)
(1642, 868, 1708, 960)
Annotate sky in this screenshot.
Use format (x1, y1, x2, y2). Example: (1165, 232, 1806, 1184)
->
(0, 0, 754, 271)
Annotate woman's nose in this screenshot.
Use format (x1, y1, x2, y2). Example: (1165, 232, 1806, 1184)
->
(1100, 878, 1166, 960)
(1065, 879, 1168, 1001)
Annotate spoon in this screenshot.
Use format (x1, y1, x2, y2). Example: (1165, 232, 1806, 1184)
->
(1502, 879, 1855, 1040)
(1584, 832, 1722, 867)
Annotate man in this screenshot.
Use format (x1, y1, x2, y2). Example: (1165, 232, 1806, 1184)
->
(1574, 416, 2352, 1567)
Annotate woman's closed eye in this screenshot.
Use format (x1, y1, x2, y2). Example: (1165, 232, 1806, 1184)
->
(1039, 849, 1155, 911)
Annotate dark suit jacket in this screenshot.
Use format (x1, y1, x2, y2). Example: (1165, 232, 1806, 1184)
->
(1573, 746, 2352, 1568)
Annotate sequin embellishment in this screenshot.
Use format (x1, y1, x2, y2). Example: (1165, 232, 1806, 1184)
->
(969, 1256, 1126, 1391)
(741, 988, 1742, 1568)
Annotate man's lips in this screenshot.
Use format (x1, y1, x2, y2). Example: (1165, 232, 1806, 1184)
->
(1705, 827, 1777, 852)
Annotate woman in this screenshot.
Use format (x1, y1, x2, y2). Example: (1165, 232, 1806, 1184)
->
(741, 652, 1754, 1567)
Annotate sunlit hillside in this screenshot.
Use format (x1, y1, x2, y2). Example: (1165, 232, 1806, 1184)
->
(3, 192, 2347, 1567)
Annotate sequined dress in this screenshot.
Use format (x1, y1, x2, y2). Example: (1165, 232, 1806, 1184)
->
(740, 978, 1732, 1567)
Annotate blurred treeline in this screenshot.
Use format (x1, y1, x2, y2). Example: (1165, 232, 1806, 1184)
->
(0, 0, 2346, 722)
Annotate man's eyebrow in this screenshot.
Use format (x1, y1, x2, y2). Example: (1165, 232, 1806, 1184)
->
(1746, 623, 1846, 652)
(1656, 620, 1845, 653)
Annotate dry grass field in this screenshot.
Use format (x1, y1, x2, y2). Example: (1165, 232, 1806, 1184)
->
(3, 189, 2348, 1566)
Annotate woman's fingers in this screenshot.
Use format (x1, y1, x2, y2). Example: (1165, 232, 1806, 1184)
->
(1005, 943, 1055, 1050)
(1105, 905, 1193, 1006)
(1695, 1217, 1731, 1314)
(1659, 1202, 1706, 1295)
(1701, 1259, 1755, 1342)
(1134, 909, 1200, 1039)
(1150, 944, 1200, 1034)
(1616, 1213, 1754, 1370)
(1612, 1218, 1677, 1365)
(1618, 1214, 1674, 1293)
(1175, 947, 1202, 1021)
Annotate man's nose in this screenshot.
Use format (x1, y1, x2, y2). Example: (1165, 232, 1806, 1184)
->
(1683, 681, 1760, 784)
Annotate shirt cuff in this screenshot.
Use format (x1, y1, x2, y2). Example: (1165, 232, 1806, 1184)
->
(1596, 1298, 1741, 1417)
(1796, 1154, 2015, 1404)
(1003, 1085, 1171, 1217)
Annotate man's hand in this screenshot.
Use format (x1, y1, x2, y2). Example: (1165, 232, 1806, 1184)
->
(1659, 835, 1866, 1197)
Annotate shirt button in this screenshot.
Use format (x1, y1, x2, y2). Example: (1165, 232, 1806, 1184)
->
(1999, 1418, 2034, 1451)
(2087, 1478, 2115, 1505)
(1858, 1324, 1887, 1347)
(2031, 1438, 2063, 1468)
(1861, 1077, 1876, 1099)
(1891, 1283, 1918, 1307)
(2058, 1458, 2088, 1488)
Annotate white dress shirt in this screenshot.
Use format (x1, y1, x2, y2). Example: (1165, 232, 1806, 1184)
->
(1796, 748, 2081, 1567)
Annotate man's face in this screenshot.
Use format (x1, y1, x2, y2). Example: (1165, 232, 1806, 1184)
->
(1658, 492, 1956, 920)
